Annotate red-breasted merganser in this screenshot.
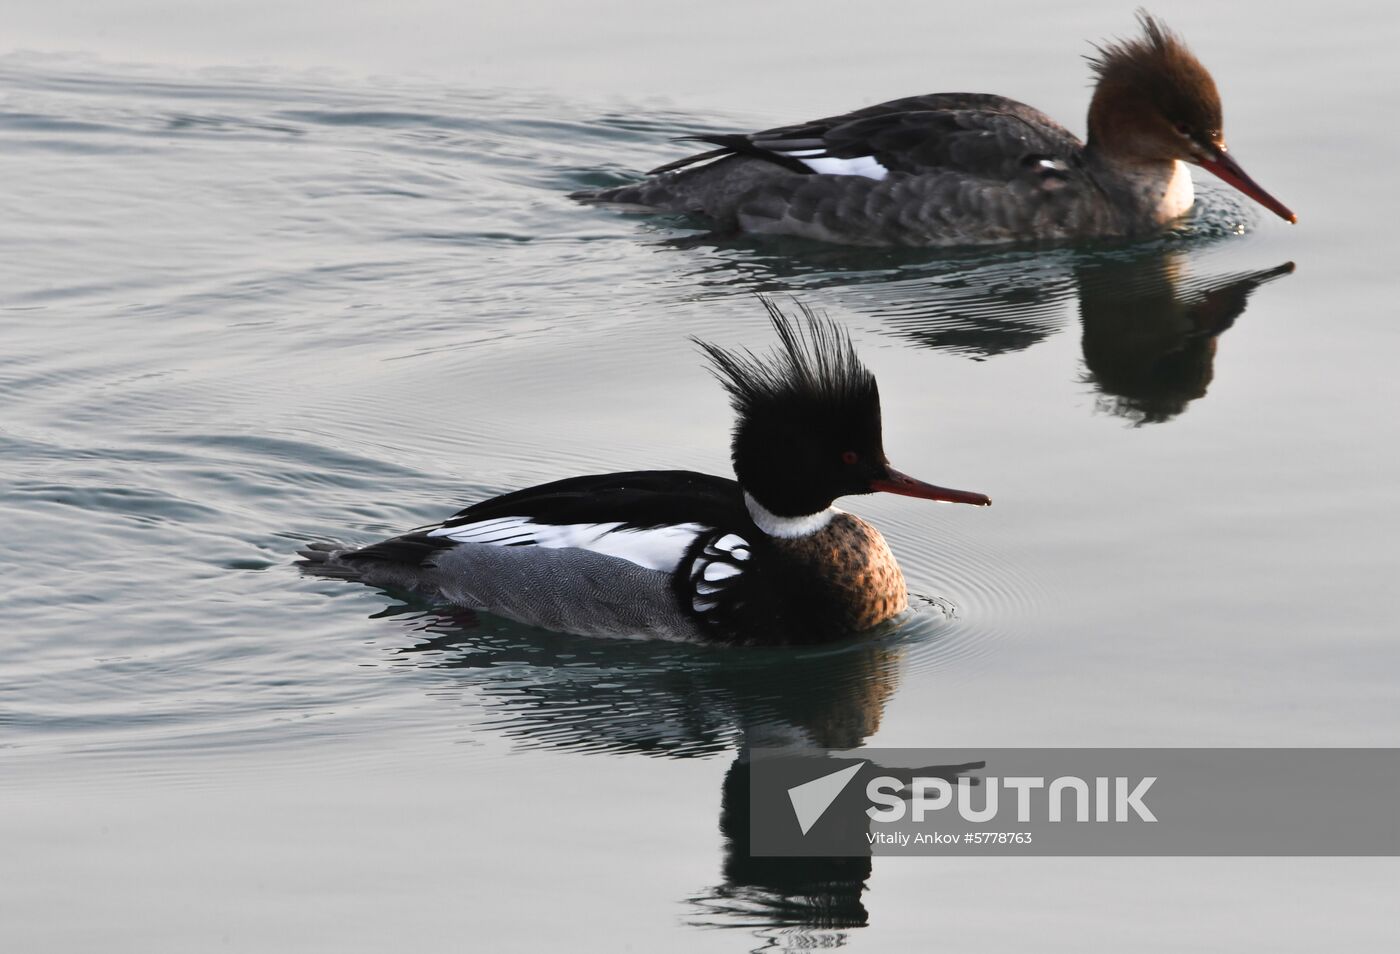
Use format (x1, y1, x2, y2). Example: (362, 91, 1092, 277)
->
(300, 301, 990, 644)
(571, 14, 1295, 246)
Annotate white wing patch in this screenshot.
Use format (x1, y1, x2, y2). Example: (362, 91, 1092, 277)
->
(431, 516, 537, 545)
(429, 517, 706, 573)
(783, 152, 890, 181)
(582, 522, 706, 572)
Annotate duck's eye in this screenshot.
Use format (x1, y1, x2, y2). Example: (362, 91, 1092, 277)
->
(1173, 122, 1192, 137)
(841, 451, 859, 465)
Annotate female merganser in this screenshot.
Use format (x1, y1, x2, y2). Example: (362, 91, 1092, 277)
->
(300, 301, 990, 644)
(571, 14, 1294, 246)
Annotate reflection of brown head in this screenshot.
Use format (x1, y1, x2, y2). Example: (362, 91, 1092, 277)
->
(1078, 253, 1294, 425)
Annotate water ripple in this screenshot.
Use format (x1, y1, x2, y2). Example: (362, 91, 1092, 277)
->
(0, 52, 1275, 769)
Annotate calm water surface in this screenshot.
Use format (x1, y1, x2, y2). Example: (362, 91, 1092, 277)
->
(2, 3, 1398, 950)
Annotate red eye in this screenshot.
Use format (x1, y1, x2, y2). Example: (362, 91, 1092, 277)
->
(1174, 122, 1191, 136)
(841, 451, 859, 465)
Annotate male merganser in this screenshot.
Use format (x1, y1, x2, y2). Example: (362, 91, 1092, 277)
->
(300, 301, 990, 644)
(571, 14, 1294, 246)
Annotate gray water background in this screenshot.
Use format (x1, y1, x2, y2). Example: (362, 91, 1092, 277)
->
(2, 1, 1397, 950)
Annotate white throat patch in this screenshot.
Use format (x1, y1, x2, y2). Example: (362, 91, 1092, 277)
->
(744, 492, 839, 539)
(1159, 159, 1196, 222)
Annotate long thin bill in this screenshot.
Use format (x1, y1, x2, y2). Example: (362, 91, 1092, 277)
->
(1199, 148, 1297, 224)
(869, 467, 991, 506)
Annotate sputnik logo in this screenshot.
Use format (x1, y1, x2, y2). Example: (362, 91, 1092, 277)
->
(786, 761, 867, 835)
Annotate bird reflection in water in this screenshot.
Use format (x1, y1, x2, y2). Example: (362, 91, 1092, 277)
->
(659, 232, 1294, 423)
(698, 749, 981, 947)
(1077, 254, 1295, 424)
(382, 604, 977, 945)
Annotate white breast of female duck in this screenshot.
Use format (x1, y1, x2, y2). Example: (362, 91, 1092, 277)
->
(1158, 160, 1196, 222)
(1118, 158, 1195, 225)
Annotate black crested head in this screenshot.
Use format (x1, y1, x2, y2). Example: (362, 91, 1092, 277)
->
(694, 299, 888, 518)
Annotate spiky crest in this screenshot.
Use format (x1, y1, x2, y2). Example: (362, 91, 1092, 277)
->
(693, 299, 887, 518)
(694, 298, 878, 429)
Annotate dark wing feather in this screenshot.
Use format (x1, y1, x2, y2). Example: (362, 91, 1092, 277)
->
(649, 135, 812, 176)
(658, 93, 1084, 182)
(440, 470, 747, 533)
(647, 146, 732, 176)
(341, 531, 456, 567)
(336, 470, 749, 572)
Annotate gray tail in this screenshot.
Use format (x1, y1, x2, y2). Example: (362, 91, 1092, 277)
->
(569, 152, 797, 224)
(296, 533, 453, 594)
(568, 178, 677, 208)
(568, 142, 735, 206)
(295, 542, 366, 581)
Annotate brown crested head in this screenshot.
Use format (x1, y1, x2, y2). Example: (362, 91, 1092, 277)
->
(1085, 11, 1296, 223)
(1086, 13, 1222, 162)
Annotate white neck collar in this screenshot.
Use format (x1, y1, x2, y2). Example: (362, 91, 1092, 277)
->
(744, 491, 839, 539)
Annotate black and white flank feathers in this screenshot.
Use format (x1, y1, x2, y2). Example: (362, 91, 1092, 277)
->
(300, 469, 769, 641)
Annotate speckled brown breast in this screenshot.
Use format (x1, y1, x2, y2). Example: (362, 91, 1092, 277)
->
(775, 512, 909, 632)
